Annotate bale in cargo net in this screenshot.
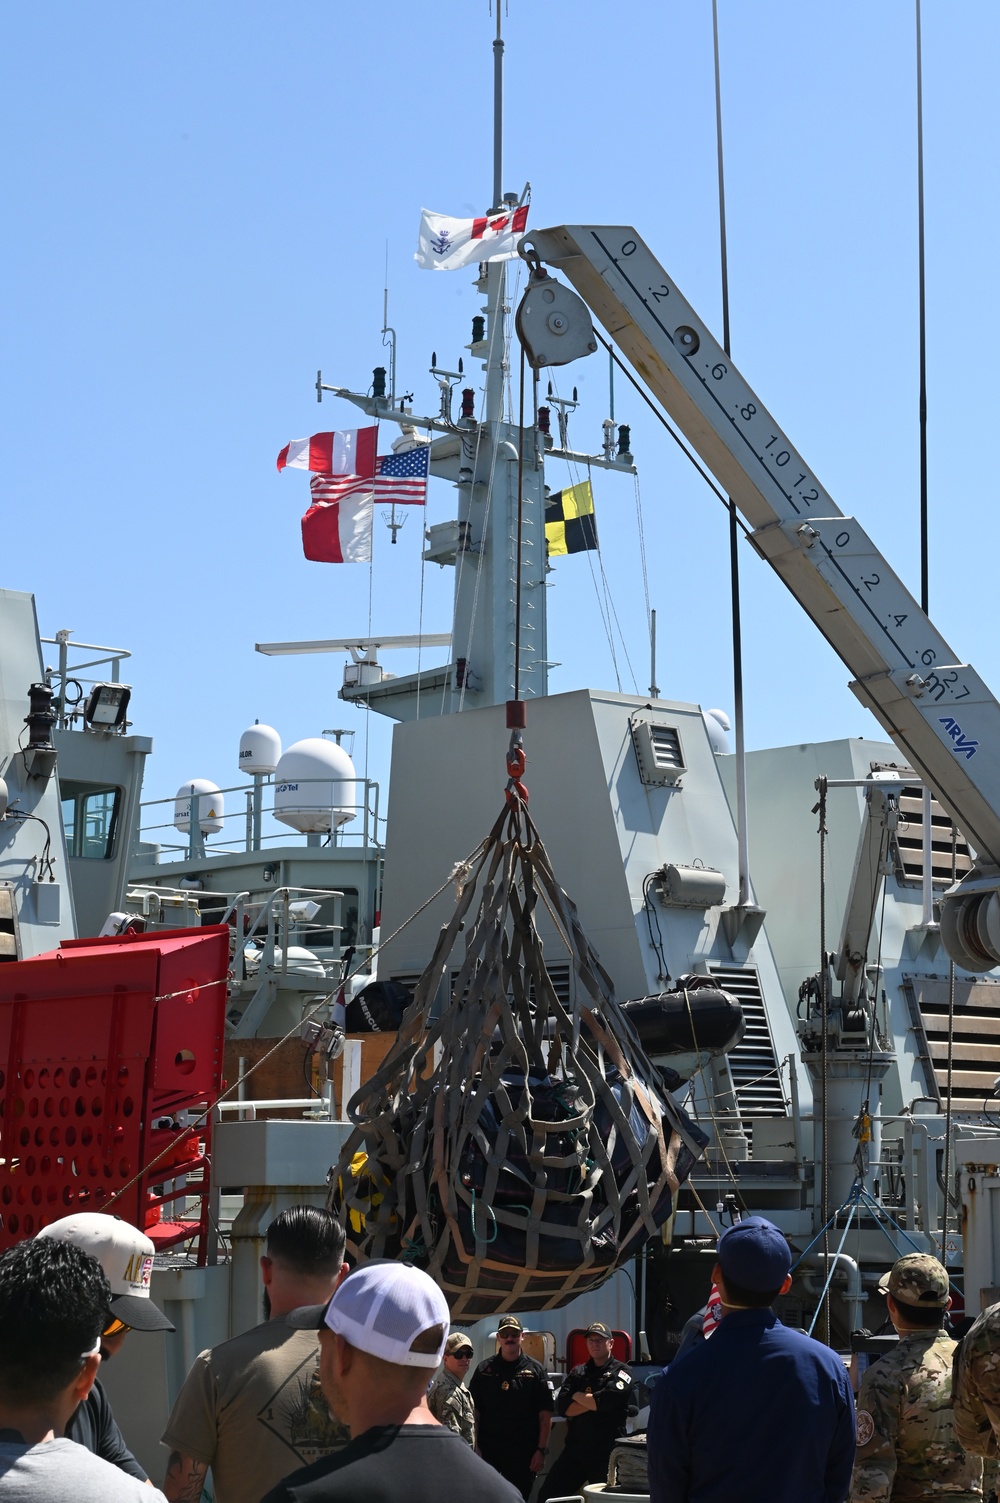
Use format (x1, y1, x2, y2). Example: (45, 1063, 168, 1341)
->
(329, 799, 707, 1319)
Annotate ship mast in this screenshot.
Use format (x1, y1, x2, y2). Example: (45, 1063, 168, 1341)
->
(446, 4, 548, 710)
(316, 10, 649, 719)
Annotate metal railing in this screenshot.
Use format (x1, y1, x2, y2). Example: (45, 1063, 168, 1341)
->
(137, 775, 384, 860)
(42, 630, 132, 729)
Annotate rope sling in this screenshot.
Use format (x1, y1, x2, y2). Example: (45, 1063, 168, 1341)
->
(329, 789, 707, 1319)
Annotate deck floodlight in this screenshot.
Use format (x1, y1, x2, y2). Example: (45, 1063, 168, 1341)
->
(288, 899, 321, 922)
(83, 682, 131, 730)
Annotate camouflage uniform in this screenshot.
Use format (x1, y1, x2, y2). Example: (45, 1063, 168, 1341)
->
(850, 1253, 981, 1502)
(427, 1364, 476, 1447)
(954, 1303, 1000, 1460)
(850, 1328, 982, 1501)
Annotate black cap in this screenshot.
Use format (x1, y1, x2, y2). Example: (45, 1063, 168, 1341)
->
(585, 1321, 613, 1338)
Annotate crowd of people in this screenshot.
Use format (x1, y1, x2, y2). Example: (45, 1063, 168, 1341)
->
(1, 1206, 999, 1502)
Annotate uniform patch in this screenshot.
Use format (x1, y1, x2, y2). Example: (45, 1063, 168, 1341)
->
(856, 1410, 875, 1446)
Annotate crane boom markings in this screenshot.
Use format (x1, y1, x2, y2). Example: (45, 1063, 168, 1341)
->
(587, 232, 974, 699)
(590, 232, 810, 516)
(816, 539, 915, 667)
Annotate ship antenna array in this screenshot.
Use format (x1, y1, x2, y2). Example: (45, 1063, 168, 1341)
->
(381, 243, 397, 405)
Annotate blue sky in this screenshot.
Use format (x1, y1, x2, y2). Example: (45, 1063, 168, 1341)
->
(3, 2, 998, 847)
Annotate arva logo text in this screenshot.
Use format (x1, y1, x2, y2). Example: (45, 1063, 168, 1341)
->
(938, 717, 979, 760)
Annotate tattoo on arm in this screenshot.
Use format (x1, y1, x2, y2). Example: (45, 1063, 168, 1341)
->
(164, 1451, 209, 1503)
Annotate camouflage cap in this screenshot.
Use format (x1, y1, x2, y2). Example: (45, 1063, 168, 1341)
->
(878, 1253, 949, 1307)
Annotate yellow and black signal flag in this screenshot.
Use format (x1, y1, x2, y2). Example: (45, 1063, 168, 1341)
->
(544, 479, 598, 557)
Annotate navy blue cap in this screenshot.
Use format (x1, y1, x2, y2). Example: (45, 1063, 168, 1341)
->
(717, 1216, 791, 1292)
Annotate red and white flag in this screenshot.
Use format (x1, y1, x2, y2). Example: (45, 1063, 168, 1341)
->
(301, 474, 373, 563)
(415, 205, 529, 272)
(702, 1284, 723, 1339)
(277, 427, 377, 475)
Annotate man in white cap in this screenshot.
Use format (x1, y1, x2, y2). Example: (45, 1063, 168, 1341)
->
(37, 1211, 173, 1484)
(259, 1261, 522, 1503)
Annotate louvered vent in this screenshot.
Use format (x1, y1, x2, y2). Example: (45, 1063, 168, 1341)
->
(631, 715, 686, 787)
(893, 787, 972, 886)
(904, 975, 1000, 1109)
(529, 963, 572, 1009)
(869, 766, 972, 887)
(708, 963, 786, 1116)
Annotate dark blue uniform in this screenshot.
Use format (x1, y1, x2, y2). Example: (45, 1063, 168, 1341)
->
(469, 1353, 554, 1500)
(539, 1357, 633, 1502)
(647, 1308, 855, 1503)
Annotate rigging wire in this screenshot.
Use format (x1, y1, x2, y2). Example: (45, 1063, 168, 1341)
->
(916, 0, 929, 615)
(940, 824, 958, 1262)
(415, 533, 427, 720)
(546, 375, 635, 690)
(711, 0, 750, 911)
(593, 331, 752, 539)
(633, 471, 652, 640)
(816, 776, 831, 1345)
(514, 339, 526, 699)
(362, 422, 378, 791)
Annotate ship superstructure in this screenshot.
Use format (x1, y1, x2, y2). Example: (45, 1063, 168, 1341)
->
(6, 17, 1000, 1490)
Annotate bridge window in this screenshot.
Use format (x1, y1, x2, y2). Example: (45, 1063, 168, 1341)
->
(61, 785, 122, 860)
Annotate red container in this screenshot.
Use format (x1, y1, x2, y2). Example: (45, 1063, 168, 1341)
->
(0, 927, 228, 1259)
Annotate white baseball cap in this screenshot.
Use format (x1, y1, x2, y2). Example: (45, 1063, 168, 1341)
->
(290, 1260, 449, 1368)
(36, 1213, 174, 1332)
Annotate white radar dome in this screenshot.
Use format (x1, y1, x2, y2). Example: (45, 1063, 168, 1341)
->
(238, 723, 282, 777)
(703, 708, 732, 755)
(273, 738, 358, 834)
(174, 779, 225, 837)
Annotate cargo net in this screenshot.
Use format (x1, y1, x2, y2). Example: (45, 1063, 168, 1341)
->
(330, 799, 707, 1318)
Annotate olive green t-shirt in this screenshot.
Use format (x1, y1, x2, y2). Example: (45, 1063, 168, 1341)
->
(161, 1318, 348, 1503)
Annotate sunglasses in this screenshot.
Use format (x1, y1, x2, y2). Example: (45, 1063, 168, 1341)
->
(102, 1317, 132, 1338)
(453, 1350, 473, 1359)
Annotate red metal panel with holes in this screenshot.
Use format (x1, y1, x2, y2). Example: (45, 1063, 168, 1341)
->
(0, 928, 228, 1256)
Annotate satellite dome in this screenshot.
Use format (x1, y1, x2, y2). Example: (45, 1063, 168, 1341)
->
(174, 779, 225, 837)
(239, 723, 281, 777)
(273, 738, 358, 833)
(703, 708, 732, 755)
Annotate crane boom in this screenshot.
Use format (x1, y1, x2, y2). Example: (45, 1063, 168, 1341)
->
(519, 224, 1000, 970)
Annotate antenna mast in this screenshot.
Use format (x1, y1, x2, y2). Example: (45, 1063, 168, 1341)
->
(493, 6, 504, 210)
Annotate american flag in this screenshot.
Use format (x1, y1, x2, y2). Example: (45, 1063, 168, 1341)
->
(702, 1284, 723, 1338)
(309, 472, 375, 506)
(375, 444, 429, 504)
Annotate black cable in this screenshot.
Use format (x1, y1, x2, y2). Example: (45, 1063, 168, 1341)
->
(6, 809, 55, 880)
(641, 874, 670, 983)
(594, 330, 752, 539)
(302, 1044, 321, 1099)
